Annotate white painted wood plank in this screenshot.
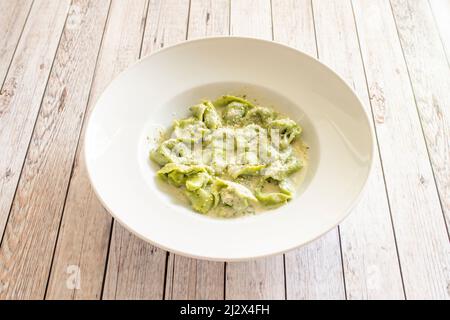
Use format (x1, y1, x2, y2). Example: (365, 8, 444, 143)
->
(352, 0, 450, 299)
(46, 0, 149, 300)
(272, 0, 346, 300)
(188, 0, 230, 39)
(102, 0, 191, 300)
(140, 0, 190, 55)
(0, 0, 110, 299)
(230, 0, 272, 39)
(391, 0, 450, 233)
(165, 255, 225, 300)
(226, 259, 285, 300)
(164, 0, 229, 300)
(102, 223, 167, 300)
(284, 230, 345, 299)
(0, 0, 33, 85)
(0, 0, 70, 246)
(311, 0, 405, 299)
(429, 0, 450, 62)
(272, 0, 317, 54)
(226, 0, 285, 300)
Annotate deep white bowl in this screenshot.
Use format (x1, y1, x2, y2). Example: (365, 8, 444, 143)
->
(84, 37, 374, 261)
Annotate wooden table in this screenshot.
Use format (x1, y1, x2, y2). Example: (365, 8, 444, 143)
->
(0, 0, 449, 300)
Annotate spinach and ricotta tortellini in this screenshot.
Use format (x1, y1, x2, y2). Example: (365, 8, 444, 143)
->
(150, 95, 307, 217)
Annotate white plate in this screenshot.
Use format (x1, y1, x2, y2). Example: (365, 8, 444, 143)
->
(84, 37, 374, 261)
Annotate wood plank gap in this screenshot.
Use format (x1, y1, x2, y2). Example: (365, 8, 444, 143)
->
(223, 262, 227, 300)
(186, 0, 192, 40)
(99, 215, 115, 299)
(228, 0, 231, 35)
(161, 251, 170, 300)
(269, 0, 275, 40)
(138, 0, 151, 58)
(337, 226, 347, 300)
(282, 254, 287, 300)
(309, 0, 319, 57)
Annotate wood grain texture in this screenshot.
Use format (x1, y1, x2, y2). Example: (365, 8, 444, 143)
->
(46, 0, 149, 300)
(0, 0, 447, 300)
(102, 0, 191, 300)
(165, 255, 225, 300)
(312, 0, 404, 299)
(163, 0, 229, 300)
(272, 0, 346, 300)
(188, 0, 230, 39)
(230, 0, 272, 39)
(0, 0, 33, 85)
(272, 0, 317, 54)
(429, 0, 450, 62)
(102, 223, 167, 300)
(391, 0, 450, 233)
(226, 0, 285, 300)
(0, 0, 110, 299)
(0, 0, 70, 246)
(352, 0, 450, 299)
(226, 258, 286, 300)
(284, 230, 345, 299)
(140, 0, 190, 55)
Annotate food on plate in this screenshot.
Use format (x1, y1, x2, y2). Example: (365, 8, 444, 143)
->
(150, 95, 308, 217)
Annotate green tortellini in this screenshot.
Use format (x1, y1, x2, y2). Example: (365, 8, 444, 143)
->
(150, 139, 192, 166)
(190, 101, 222, 129)
(227, 164, 266, 179)
(255, 191, 291, 206)
(213, 95, 257, 108)
(268, 118, 302, 149)
(212, 179, 257, 212)
(157, 163, 216, 213)
(185, 171, 211, 191)
(150, 95, 307, 216)
(244, 106, 277, 126)
(254, 178, 293, 207)
(173, 117, 209, 143)
(223, 102, 247, 124)
(157, 163, 213, 187)
(262, 156, 302, 181)
(185, 188, 215, 214)
(218, 96, 276, 127)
